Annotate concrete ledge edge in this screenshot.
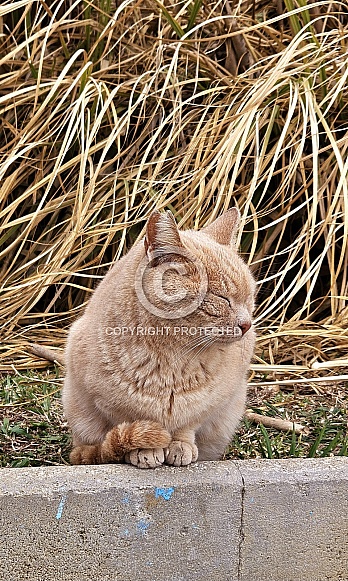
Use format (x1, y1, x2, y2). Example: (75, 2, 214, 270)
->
(1, 457, 348, 496)
(2, 457, 348, 581)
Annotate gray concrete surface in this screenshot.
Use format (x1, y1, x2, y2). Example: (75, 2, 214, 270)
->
(1, 458, 347, 581)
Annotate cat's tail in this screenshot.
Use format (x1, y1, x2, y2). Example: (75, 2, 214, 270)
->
(70, 420, 172, 465)
(102, 420, 172, 461)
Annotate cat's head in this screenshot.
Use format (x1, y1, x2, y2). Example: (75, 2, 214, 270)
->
(135, 207, 256, 343)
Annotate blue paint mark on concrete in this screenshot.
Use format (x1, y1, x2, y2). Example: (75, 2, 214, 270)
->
(56, 495, 67, 520)
(154, 487, 175, 500)
(137, 519, 151, 536)
(309, 510, 314, 516)
(121, 494, 130, 505)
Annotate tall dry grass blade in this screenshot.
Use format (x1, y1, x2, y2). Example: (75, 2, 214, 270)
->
(0, 0, 347, 373)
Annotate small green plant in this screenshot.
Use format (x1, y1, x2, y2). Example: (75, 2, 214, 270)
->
(0, 371, 70, 467)
(228, 387, 348, 460)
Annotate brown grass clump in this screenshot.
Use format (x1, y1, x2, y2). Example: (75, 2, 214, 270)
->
(0, 0, 347, 385)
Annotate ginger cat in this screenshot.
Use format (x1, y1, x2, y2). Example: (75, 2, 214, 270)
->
(62, 207, 256, 468)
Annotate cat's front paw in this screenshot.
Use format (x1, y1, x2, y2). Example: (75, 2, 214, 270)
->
(165, 441, 198, 467)
(125, 448, 165, 469)
(70, 445, 100, 465)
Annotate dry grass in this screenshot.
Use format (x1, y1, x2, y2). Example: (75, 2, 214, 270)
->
(1, 0, 348, 388)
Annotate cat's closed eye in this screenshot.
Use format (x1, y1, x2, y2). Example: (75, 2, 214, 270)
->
(211, 293, 232, 307)
(201, 292, 232, 317)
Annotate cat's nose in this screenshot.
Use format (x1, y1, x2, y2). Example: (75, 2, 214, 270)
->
(238, 321, 251, 336)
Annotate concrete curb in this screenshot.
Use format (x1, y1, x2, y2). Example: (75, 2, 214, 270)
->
(1, 457, 348, 581)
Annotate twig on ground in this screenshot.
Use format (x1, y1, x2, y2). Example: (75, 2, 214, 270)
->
(248, 375, 348, 386)
(245, 411, 305, 434)
(29, 344, 65, 366)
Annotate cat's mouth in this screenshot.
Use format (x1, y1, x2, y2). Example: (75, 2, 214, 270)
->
(213, 334, 244, 344)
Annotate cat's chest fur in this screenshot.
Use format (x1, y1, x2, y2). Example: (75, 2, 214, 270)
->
(94, 334, 235, 431)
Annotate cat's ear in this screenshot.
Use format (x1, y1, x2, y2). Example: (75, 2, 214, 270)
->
(144, 210, 184, 261)
(202, 207, 240, 245)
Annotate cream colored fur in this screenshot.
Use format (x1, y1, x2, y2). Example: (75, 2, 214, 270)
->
(62, 207, 256, 468)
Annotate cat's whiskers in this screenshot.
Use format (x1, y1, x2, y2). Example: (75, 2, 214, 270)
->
(167, 334, 211, 370)
(189, 336, 220, 365)
(180, 333, 219, 364)
(166, 336, 204, 369)
(178, 334, 212, 357)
